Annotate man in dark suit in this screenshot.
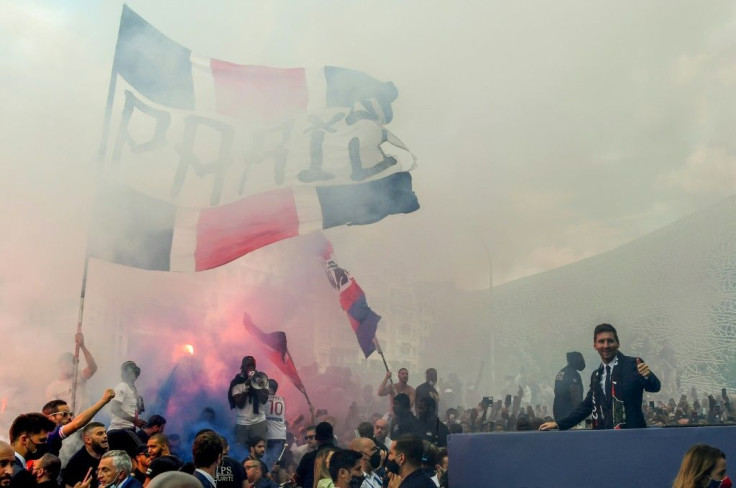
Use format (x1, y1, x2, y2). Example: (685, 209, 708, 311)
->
(192, 433, 222, 488)
(9, 413, 56, 488)
(540, 323, 661, 430)
(97, 450, 142, 488)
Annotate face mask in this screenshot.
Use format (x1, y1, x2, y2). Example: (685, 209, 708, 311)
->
(369, 451, 382, 470)
(709, 476, 733, 488)
(106, 470, 123, 488)
(385, 458, 400, 475)
(349, 475, 365, 488)
(25, 440, 48, 460)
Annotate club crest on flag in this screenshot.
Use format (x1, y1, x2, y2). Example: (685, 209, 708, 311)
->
(325, 260, 350, 291)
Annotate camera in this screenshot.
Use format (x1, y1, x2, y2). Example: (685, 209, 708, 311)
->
(482, 396, 493, 408)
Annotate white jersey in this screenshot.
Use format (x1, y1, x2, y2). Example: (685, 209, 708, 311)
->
(45, 377, 89, 410)
(109, 381, 142, 430)
(265, 394, 286, 440)
(231, 383, 266, 425)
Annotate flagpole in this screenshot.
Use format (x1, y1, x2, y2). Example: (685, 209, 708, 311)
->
(285, 350, 315, 424)
(98, 6, 125, 166)
(372, 337, 395, 393)
(78, 5, 124, 410)
(71, 256, 91, 414)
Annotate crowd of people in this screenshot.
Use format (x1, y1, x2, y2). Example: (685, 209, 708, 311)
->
(2, 324, 735, 488)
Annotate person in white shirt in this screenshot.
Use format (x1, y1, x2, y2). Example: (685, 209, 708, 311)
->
(263, 380, 286, 471)
(45, 333, 98, 412)
(227, 356, 268, 449)
(109, 361, 146, 431)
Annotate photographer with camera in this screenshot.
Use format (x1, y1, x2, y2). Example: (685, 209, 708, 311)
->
(228, 356, 269, 449)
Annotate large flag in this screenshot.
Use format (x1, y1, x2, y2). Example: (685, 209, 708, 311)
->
(87, 172, 418, 271)
(242, 313, 305, 394)
(101, 5, 416, 208)
(320, 238, 380, 358)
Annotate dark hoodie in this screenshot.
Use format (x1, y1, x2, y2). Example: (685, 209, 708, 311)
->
(553, 351, 585, 421)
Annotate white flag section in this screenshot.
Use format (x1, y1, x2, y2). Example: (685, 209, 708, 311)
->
(100, 6, 416, 207)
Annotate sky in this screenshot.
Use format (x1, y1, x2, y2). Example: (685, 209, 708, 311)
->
(3, 0, 736, 424)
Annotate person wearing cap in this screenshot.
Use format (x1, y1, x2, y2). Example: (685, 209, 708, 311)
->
(552, 351, 586, 423)
(144, 456, 183, 487)
(293, 422, 335, 488)
(228, 356, 269, 449)
(110, 362, 146, 431)
(132, 445, 150, 484)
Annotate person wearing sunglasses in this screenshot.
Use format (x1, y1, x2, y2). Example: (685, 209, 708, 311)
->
(42, 389, 116, 456)
(133, 446, 150, 485)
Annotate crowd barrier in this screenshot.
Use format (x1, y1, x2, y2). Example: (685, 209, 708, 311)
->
(447, 425, 736, 488)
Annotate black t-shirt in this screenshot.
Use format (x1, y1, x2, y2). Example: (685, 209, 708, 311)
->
(133, 469, 147, 485)
(62, 448, 100, 488)
(215, 456, 246, 488)
(391, 412, 422, 439)
(37, 480, 60, 488)
(146, 455, 183, 479)
(415, 383, 438, 408)
(399, 469, 436, 488)
(11, 470, 37, 488)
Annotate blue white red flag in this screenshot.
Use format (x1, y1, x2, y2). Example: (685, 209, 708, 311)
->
(101, 5, 416, 208)
(87, 173, 418, 271)
(90, 6, 419, 272)
(319, 238, 380, 358)
(242, 313, 306, 394)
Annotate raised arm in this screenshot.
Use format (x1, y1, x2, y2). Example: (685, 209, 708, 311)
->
(377, 371, 394, 397)
(61, 389, 115, 437)
(76, 333, 98, 380)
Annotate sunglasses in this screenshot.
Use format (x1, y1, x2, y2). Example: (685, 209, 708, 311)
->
(51, 411, 73, 418)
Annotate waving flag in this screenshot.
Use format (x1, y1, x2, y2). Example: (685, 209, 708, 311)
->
(87, 172, 417, 271)
(101, 5, 416, 208)
(242, 313, 305, 394)
(319, 238, 380, 358)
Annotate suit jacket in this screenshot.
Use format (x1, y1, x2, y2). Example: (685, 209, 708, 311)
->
(11, 454, 35, 488)
(557, 352, 661, 430)
(119, 477, 143, 488)
(194, 470, 216, 488)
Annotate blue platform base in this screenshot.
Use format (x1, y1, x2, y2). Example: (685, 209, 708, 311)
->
(447, 426, 736, 488)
